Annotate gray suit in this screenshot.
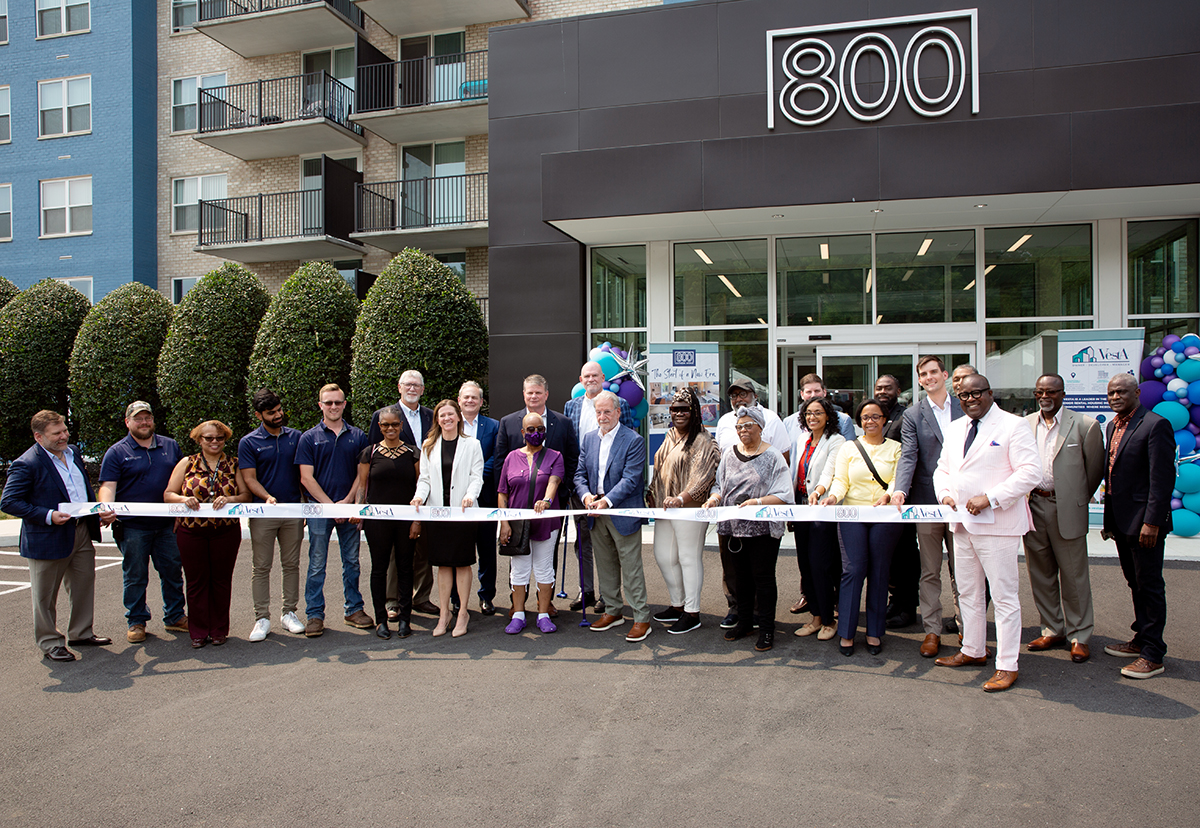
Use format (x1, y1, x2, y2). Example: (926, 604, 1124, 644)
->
(893, 395, 963, 635)
(1023, 408, 1105, 644)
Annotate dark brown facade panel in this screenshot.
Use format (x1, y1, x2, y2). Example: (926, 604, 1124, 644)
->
(1031, 0, 1200, 69)
(488, 112, 581, 246)
(487, 19, 580, 119)
(541, 142, 705, 221)
(578, 98, 721, 151)
(487, 329, 587, 416)
(487, 243, 586, 338)
(1070, 104, 1200, 190)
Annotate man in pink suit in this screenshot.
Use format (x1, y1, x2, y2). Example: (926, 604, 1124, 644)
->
(932, 374, 1041, 692)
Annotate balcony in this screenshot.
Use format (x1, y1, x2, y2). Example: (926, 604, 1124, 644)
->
(196, 157, 366, 263)
(195, 0, 365, 59)
(195, 73, 366, 161)
(353, 173, 488, 252)
(353, 0, 528, 37)
(354, 51, 488, 144)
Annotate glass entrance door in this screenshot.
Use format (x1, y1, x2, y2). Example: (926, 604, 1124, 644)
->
(817, 349, 917, 417)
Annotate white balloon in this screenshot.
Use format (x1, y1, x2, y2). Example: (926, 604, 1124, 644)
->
(1164, 350, 1183, 366)
(1168, 378, 1190, 395)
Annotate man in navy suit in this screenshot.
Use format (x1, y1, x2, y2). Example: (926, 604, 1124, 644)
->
(574, 391, 651, 642)
(1, 410, 110, 662)
(369, 369, 438, 617)
(892, 355, 964, 658)
(458, 380, 500, 615)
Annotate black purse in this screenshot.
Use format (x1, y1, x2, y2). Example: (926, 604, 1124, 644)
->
(499, 450, 545, 557)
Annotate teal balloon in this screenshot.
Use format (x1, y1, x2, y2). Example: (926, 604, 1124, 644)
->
(1171, 508, 1200, 537)
(571, 382, 586, 399)
(634, 398, 649, 420)
(1182, 492, 1200, 513)
(596, 353, 621, 380)
(1153, 400, 1189, 430)
(1176, 358, 1200, 383)
(1175, 462, 1200, 494)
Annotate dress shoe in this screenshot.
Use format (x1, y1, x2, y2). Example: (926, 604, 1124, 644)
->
(935, 651, 989, 667)
(866, 640, 883, 655)
(395, 620, 413, 638)
(919, 633, 941, 658)
(386, 609, 401, 622)
(480, 599, 496, 616)
(1027, 634, 1067, 651)
(569, 592, 596, 612)
(589, 613, 625, 632)
(191, 638, 205, 649)
(626, 621, 652, 642)
(594, 598, 606, 613)
(211, 635, 227, 646)
(1104, 640, 1141, 658)
(1070, 642, 1090, 663)
(885, 610, 916, 629)
(1120, 657, 1165, 679)
(789, 596, 808, 614)
(724, 624, 752, 642)
(794, 620, 822, 637)
(982, 669, 1018, 692)
(816, 625, 837, 641)
(413, 601, 440, 615)
(344, 610, 374, 629)
(719, 611, 739, 629)
(68, 635, 112, 646)
(375, 623, 391, 640)
(44, 646, 75, 662)
(838, 641, 854, 656)
(126, 624, 147, 643)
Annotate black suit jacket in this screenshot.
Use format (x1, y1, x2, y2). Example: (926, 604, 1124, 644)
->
(881, 402, 907, 442)
(1104, 406, 1175, 536)
(0, 443, 101, 560)
(495, 408, 579, 485)
(368, 403, 433, 447)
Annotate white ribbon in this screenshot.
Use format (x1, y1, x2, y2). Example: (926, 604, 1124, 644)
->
(61, 502, 968, 524)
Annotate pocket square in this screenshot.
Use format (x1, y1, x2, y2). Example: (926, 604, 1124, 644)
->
(990, 440, 1001, 447)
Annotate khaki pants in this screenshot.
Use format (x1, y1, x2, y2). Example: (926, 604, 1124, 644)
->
(1024, 494, 1094, 644)
(250, 518, 303, 619)
(30, 521, 96, 652)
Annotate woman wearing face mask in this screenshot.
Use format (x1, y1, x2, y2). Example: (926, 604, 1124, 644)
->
(646, 387, 719, 634)
(497, 412, 565, 634)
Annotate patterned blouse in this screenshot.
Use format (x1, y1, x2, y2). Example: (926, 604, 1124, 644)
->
(177, 453, 240, 531)
(650, 427, 720, 509)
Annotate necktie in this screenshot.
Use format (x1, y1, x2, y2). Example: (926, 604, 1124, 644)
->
(964, 418, 979, 455)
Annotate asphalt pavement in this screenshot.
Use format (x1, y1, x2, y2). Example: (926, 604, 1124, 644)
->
(0, 522, 1196, 828)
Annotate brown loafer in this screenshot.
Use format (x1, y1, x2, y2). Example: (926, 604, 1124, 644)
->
(1070, 642, 1090, 663)
(1027, 634, 1067, 651)
(935, 650, 989, 667)
(789, 596, 808, 614)
(982, 669, 1018, 692)
(919, 633, 941, 658)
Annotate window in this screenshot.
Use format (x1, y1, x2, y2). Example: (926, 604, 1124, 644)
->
(172, 173, 226, 233)
(172, 0, 197, 32)
(0, 0, 8, 44)
(675, 240, 768, 327)
(37, 0, 88, 37)
(776, 235, 871, 326)
(39, 76, 90, 137)
(0, 86, 8, 143)
(1128, 219, 1197, 316)
(56, 276, 92, 301)
(40, 175, 91, 236)
(984, 224, 1092, 319)
(0, 184, 11, 241)
(172, 277, 198, 304)
(592, 246, 646, 330)
(172, 73, 225, 133)
(876, 230, 976, 324)
(433, 252, 466, 282)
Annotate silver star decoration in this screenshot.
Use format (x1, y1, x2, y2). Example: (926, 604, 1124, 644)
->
(609, 344, 647, 392)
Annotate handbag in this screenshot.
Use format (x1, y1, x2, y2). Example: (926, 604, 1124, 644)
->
(498, 449, 545, 557)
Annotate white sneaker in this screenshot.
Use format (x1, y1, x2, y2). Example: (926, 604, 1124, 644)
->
(249, 618, 270, 641)
(280, 611, 305, 634)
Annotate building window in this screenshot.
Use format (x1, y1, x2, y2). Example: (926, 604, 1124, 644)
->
(776, 234, 871, 326)
(37, 0, 89, 37)
(40, 175, 91, 236)
(0, 0, 8, 45)
(172, 173, 226, 233)
(172, 0, 197, 32)
(675, 240, 768, 327)
(1128, 218, 1197, 317)
(592, 246, 646, 330)
(876, 230, 976, 324)
(984, 224, 1092, 319)
(433, 251, 466, 282)
(0, 86, 9, 142)
(56, 276, 92, 301)
(38, 76, 90, 137)
(172, 73, 226, 133)
(172, 277, 199, 304)
(400, 141, 465, 226)
(0, 184, 11, 241)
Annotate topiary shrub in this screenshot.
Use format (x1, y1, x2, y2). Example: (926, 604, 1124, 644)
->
(0, 277, 20, 311)
(247, 261, 359, 431)
(351, 248, 489, 419)
(68, 282, 174, 457)
(157, 263, 270, 453)
(0, 279, 91, 461)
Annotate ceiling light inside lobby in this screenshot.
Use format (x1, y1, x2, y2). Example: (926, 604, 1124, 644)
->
(694, 248, 713, 264)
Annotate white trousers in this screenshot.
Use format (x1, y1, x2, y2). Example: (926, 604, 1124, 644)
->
(652, 518, 707, 613)
(954, 530, 1022, 672)
(509, 531, 559, 586)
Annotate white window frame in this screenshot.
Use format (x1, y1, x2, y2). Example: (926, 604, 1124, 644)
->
(172, 277, 199, 304)
(56, 276, 92, 301)
(0, 183, 11, 242)
(0, 0, 9, 46)
(172, 173, 226, 234)
(40, 175, 91, 238)
(36, 0, 89, 38)
(171, 72, 226, 134)
(38, 75, 91, 138)
(171, 0, 198, 33)
(0, 85, 9, 144)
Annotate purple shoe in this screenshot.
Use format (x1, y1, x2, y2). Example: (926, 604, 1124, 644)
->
(536, 616, 557, 634)
(505, 617, 526, 634)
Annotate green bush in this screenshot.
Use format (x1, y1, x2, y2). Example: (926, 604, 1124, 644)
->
(0, 277, 20, 311)
(69, 282, 174, 456)
(157, 263, 270, 453)
(0, 279, 91, 461)
(351, 248, 488, 419)
(247, 261, 359, 431)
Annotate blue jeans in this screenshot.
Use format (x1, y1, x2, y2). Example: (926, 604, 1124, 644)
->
(119, 524, 186, 627)
(304, 518, 364, 620)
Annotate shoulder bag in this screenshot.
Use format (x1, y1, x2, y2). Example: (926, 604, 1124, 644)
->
(498, 449, 545, 557)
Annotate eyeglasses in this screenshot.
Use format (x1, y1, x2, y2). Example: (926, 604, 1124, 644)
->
(957, 389, 991, 401)
(859, 414, 885, 422)
(1033, 389, 1063, 397)
(320, 399, 346, 407)
(734, 422, 760, 431)
(523, 426, 546, 435)
(400, 383, 423, 390)
(199, 435, 225, 443)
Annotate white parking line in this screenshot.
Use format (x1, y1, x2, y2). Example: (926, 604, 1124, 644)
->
(0, 564, 30, 570)
(0, 582, 31, 596)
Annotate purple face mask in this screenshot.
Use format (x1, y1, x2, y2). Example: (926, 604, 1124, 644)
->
(524, 428, 546, 447)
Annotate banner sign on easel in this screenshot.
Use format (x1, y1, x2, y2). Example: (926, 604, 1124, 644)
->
(646, 342, 721, 434)
(1058, 328, 1144, 426)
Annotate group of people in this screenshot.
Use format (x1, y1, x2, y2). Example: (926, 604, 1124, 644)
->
(2, 358, 1174, 691)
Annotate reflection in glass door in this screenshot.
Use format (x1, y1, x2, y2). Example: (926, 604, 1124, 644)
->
(817, 351, 916, 418)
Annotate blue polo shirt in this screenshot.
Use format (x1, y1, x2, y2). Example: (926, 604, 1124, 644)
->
(238, 424, 302, 503)
(98, 433, 183, 529)
(295, 420, 368, 503)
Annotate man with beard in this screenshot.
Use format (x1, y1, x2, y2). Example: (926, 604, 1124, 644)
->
(238, 388, 306, 641)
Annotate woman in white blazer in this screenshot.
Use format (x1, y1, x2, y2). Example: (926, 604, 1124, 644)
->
(412, 399, 484, 638)
(789, 397, 846, 640)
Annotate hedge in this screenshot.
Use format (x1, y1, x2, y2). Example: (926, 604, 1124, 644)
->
(247, 261, 359, 431)
(157, 263, 270, 453)
(0, 279, 91, 460)
(351, 248, 489, 420)
(68, 282, 174, 457)
(0, 277, 20, 312)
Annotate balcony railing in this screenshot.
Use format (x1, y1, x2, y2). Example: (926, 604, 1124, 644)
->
(357, 50, 488, 113)
(199, 72, 362, 135)
(357, 173, 488, 232)
(199, 0, 363, 27)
